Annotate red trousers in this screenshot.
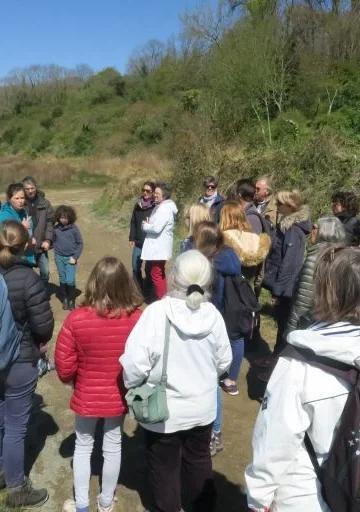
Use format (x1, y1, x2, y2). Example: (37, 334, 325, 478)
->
(149, 260, 167, 299)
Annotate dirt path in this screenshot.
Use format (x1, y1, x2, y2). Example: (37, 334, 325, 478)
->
(28, 187, 266, 512)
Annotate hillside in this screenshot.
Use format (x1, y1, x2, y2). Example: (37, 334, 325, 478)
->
(1, 0, 360, 218)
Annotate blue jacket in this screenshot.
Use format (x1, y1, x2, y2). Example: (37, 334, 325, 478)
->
(53, 223, 83, 259)
(199, 194, 225, 224)
(0, 203, 35, 265)
(263, 206, 311, 299)
(212, 246, 241, 312)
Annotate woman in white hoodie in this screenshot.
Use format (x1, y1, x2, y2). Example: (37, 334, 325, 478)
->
(121, 250, 232, 512)
(246, 245, 360, 512)
(141, 182, 178, 300)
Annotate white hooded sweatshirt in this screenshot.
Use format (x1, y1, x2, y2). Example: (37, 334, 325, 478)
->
(246, 322, 360, 512)
(120, 296, 232, 433)
(141, 199, 178, 261)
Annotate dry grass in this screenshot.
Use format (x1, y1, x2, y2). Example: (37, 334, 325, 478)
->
(0, 155, 76, 188)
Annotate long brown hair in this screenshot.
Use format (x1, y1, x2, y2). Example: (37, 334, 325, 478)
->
(193, 221, 224, 259)
(83, 256, 143, 317)
(0, 221, 29, 268)
(219, 201, 252, 232)
(314, 245, 360, 324)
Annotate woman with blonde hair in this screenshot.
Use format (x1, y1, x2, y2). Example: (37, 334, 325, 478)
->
(219, 201, 271, 284)
(180, 203, 211, 253)
(56, 257, 143, 512)
(263, 190, 311, 353)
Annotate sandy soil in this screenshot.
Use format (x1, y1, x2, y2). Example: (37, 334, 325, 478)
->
(22, 187, 273, 512)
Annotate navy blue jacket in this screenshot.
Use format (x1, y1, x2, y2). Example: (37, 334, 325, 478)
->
(263, 207, 311, 299)
(53, 223, 83, 260)
(199, 194, 225, 224)
(212, 246, 242, 312)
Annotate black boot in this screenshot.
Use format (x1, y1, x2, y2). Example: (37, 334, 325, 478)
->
(0, 471, 6, 490)
(6, 477, 48, 508)
(59, 283, 68, 310)
(67, 285, 76, 310)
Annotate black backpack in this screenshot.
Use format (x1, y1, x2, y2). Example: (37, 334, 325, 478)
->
(282, 344, 360, 512)
(223, 275, 261, 340)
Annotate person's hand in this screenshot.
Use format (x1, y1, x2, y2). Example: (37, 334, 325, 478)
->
(39, 343, 49, 354)
(31, 237, 37, 247)
(41, 240, 50, 251)
(69, 256, 77, 265)
(22, 216, 31, 230)
(129, 241, 135, 248)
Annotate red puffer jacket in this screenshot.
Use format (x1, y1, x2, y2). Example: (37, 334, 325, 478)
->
(55, 306, 142, 417)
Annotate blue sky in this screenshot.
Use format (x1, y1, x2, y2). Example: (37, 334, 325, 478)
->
(0, 0, 215, 78)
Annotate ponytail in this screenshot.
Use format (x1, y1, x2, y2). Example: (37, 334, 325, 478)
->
(0, 221, 29, 268)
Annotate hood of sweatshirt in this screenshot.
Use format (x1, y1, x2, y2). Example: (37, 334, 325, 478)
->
(288, 322, 360, 368)
(163, 296, 220, 338)
(158, 199, 178, 218)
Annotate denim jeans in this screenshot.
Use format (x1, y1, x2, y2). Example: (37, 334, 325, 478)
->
(73, 415, 124, 509)
(228, 338, 245, 381)
(0, 362, 38, 487)
(213, 387, 223, 434)
(36, 252, 49, 283)
(55, 254, 77, 286)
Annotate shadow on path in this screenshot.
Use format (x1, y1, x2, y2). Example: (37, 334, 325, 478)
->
(25, 393, 59, 476)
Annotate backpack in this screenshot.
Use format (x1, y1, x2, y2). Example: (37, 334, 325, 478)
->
(0, 272, 22, 370)
(223, 275, 261, 340)
(282, 344, 360, 512)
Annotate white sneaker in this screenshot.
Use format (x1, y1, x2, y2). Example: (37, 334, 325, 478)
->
(63, 499, 76, 512)
(97, 496, 115, 512)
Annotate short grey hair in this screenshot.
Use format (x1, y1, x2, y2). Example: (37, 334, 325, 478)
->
(317, 216, 347, 243)
(22, 176, 37, 187)
(167, 250, 212, 309)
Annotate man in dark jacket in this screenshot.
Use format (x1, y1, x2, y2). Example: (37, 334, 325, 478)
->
(199, 176, 224, 224)
(22, 177, 54, 284)
(129, 181, 155, 292)
(331, 191, 360, 246)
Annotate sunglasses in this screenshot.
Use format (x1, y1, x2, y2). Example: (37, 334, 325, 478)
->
(142, 188, 152, 193)
(205, 185, 216, 190)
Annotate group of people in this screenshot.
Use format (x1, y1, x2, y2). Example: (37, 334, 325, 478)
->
(0, 171, 359, 512)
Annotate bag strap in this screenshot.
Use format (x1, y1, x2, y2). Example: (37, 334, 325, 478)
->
(160, 317, 171, 385)
(304, 433, 322, 479)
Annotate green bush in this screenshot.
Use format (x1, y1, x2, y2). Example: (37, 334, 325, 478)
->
(134, 118, 164, 144)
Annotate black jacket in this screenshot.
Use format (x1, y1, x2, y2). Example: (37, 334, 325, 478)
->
(26, 191, 54, 252)
(0, 261, 54, 363)
(129, 200, 155, 247)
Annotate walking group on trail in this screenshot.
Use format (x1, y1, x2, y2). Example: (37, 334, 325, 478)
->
(0, 173, 359, 512)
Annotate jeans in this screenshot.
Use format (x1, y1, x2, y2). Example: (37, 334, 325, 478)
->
(36, 252, 49, 283)
(73, 415, 124, 509)
(55, 254, 77, 286)
(145, 424, 216, 512)
(132, 245, 143, 288)
(0, 362, 38, 487)
(213, 387, 223, 434)
(228, 338, 244, 381)
(148, 260, 167, 299)
(274, 297, 292, 354)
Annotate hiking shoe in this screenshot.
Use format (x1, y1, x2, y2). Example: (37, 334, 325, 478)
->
(210, 431, 224, 457)
(220, 381, 239, 396)
(6, 477, 49, 508)
(63, 499, 76, 512)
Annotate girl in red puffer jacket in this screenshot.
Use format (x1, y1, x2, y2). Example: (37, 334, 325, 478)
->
(55, 257, 142, 512)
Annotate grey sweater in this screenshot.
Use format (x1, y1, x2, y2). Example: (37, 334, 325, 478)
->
(53, 223, 83, 260)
